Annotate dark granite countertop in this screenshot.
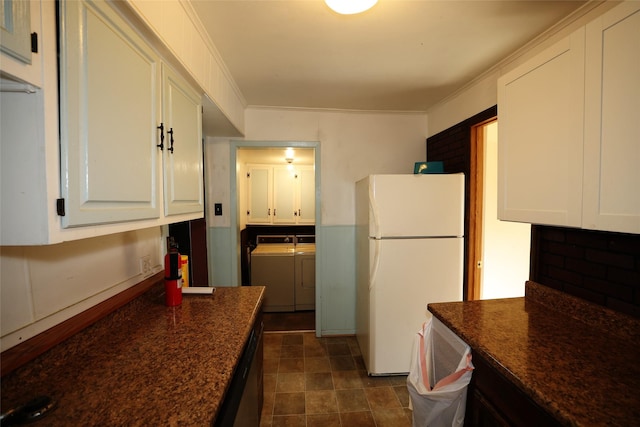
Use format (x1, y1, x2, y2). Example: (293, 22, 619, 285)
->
(0, 284, 265, 426)
(428, 281, 640, 427)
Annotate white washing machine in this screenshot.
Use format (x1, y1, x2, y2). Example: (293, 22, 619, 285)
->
(294, 235, 315, 311)
(250, 236, 295, 312)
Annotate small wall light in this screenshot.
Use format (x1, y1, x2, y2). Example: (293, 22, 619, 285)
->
(285, 148, 295, 164)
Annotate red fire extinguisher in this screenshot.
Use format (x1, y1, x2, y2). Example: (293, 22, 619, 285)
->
(164, 237, 183, 307)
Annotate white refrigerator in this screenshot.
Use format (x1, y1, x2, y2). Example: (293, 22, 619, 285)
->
(356, 173, 464, 375)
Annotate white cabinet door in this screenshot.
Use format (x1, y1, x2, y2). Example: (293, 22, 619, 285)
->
(59, 0, 160, 227)
(0, 0, 32, 64)
(1, 0, 44, 89)
(247, 165, 272, 223)
(497, 28, 585, 227)
(296, 166, 315, 224)
(162, 64, 203, 216)
(583, 3, 640, 234)
(273, 166, 296, 224)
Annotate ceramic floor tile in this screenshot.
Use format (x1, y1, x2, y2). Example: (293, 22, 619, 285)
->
(332, 370, 363, 389)
(279, 358, 304, 373)
(264, 333, 284, 346)
(388, 375, 409, 386)
(271, 414, 306, 427)
(393, 384, 411, 407)
(305, 390, 338, 414)
(371, 407, 412, 427)
(264, 373, 277, 393)
(304, 343, 327, 357)
(264, 345, 282, 360)
(306, 413, 342, 427)
(339, 411, 377, 427)
(264, 358, 280, 374)
(262, 332, 412, 426)
(282, 334, 304, 345)
(329, 355, 356, 371)
(259, 415, 273, 427)
(276, 372, 305, 393)
(359, 370, 392, 387)
(327, 342, 351, 356)
(262, 391, 275, 416)
(281, 344, 304, 358)
(305, 372, 334, 391)
(335, 388, 370, 412)
(273, 392, 305, 415)
(304, 357, 331, 373)
(364, 386, 402, 410)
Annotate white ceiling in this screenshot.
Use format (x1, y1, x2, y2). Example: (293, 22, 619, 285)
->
(191, 0, 586, 113)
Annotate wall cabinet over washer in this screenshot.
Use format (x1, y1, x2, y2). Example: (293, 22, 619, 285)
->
(0, 0, 203, 245)
(246, 165, 315, 225)
(498, 1, 640, 234)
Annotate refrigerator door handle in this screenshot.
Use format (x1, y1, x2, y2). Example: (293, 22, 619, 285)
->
(370, 238, 381, 290)
(369, 186, 381, 239)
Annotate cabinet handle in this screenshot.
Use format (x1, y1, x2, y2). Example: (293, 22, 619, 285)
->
(167, 128, 174, 153)
(157, 123, 164, 150)
(268, 208, 271, 216)
(273, 209, 276, 216)
(298, 209, 301, 216)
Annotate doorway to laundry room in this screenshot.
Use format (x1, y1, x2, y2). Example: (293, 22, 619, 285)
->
(234, 144, 319, 332)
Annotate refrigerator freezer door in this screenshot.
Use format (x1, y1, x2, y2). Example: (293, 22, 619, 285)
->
(368, 174, 464, 238)
(366, 237, 463, 375)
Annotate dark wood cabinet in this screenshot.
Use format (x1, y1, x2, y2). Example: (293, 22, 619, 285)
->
(169, 218, 209, 286)
(465, 352, 561, 427)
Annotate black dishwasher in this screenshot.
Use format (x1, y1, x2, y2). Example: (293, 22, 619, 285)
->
(214, 313, 264, 427)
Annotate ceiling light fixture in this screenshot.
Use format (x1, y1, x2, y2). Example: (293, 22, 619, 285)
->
(324, 0, 378, 15)
(285, 148, 295, 164)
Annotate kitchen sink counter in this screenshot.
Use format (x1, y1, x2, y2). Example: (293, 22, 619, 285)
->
(0, 283, 265, 426)
(428, 281, 640, 427)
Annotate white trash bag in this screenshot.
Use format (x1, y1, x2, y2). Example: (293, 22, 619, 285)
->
(407, 317, 474, 427)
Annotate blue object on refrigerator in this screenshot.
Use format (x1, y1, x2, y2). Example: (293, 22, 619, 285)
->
(414, 161, 444, 174)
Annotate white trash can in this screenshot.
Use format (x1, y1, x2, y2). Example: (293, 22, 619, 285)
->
(407, 317, 474, 427)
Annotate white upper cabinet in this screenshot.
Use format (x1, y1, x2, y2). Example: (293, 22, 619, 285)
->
(296, 167, 316, 225)
(161, 64, 204, 217)
(498, 1, 640, 234)
(246, 165, 272, 224)
(273, 167, 297, 224)
(497, 28, 585, 228)
(0, 0, 205, 245)
(59, 0, 161, 227)
(246, 165, 315, 225)
(0, 0, 41, 86)
(582, 3, 640, 234)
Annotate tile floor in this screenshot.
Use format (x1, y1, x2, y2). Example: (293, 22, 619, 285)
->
(261, 331, 412, 427)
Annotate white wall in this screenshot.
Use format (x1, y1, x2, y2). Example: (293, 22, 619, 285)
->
(244, 108, 428, 225)
(206, 107, 428, 335)
(0, 227, 164, 351)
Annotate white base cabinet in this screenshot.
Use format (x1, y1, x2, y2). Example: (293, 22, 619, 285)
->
(498, 1, 640, 235)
